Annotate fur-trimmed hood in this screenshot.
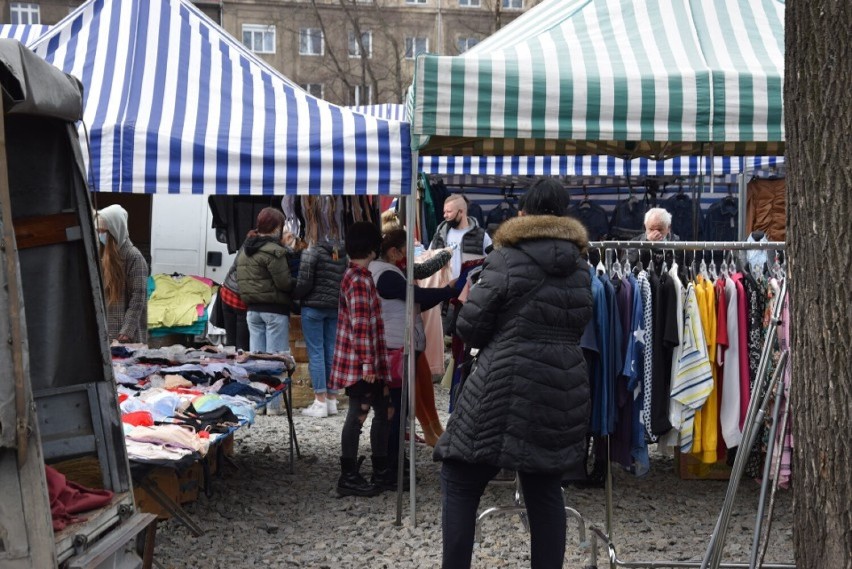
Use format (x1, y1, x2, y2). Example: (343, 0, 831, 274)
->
(493, 215, 588, 251)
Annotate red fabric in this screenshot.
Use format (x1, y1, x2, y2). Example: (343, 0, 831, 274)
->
(118, 393, 129, 404)
(386, 347, 405, 389)
(45, 465, 114, 531)
(122, 410, 154, 426)
(219, 285, 247, 310)
(329, 264, 390, 390)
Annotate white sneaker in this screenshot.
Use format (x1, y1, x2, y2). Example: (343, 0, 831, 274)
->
(327, 399, 339, 416)
(301, 400, 328, 418)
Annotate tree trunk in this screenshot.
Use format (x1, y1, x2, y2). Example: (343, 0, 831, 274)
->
(785, 1, 852, 567)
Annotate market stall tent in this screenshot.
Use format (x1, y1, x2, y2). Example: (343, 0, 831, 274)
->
(16, 0, 411, 196)
(411, 0, 785, 159)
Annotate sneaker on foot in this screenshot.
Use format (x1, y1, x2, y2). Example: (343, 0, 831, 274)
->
(327, 399, 339, 416)
(302, 400, 328, 418)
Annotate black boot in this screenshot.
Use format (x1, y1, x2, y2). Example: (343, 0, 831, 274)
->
(370, 455, 397, 492)
(337, 457, 381, 497)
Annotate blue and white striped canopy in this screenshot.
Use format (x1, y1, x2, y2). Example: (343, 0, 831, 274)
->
(0, 24, 50, 44)
(16, 0, 411, 195)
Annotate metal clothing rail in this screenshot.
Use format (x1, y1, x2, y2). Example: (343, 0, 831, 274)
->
(588, 241, 786, 251)
(581, 240, 792, 569)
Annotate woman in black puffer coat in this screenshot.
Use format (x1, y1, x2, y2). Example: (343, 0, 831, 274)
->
(434, 179, 593, 569)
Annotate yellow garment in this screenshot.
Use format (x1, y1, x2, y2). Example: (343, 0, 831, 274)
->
(148, 274, 213, 328)
(691, 276, 718, 463)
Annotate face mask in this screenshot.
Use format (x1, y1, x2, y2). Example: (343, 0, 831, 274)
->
(98, 232, 109, 246)
(446, 212, 461, 229)
(414, 244, 425, 257)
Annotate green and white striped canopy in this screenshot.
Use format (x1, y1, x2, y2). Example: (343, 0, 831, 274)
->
(411, 0, 785, 159)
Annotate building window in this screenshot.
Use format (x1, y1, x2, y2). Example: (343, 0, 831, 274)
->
(405, 37, 428, 59)
(242, 24, 275, 54)
(458, 0, 480, 7)
(10, 2, 40, 24)
(457, 37, 478, 53)
(406, 0, 427, 4)
(349, 85, 373, 106)
(299, 28, 324, 56)
(348, 30, 372, 59)
(502, 0, 523, 9)
(301, 83, 324, 98)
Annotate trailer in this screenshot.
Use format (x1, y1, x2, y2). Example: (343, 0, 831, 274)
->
(0, 39, 153, 568)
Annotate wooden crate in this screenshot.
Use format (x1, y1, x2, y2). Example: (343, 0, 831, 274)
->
(287, 362, 348, 410)
(676, 449, 732, 480)
(290, 340, 308, 362)
(177, 463, 202, 504)
(133, 468, 181, 520)
(289, 315, 303, 341)
(290, 363, 315, 409)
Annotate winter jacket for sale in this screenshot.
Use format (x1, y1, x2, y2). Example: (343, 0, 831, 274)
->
(235, 236, 293, 314)
(433, 215, 593, 475)
(292, 241, 348, 310)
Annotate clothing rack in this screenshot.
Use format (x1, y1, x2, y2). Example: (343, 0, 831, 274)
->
(588, 240, 785, 251)
(580, 240, 792, 569)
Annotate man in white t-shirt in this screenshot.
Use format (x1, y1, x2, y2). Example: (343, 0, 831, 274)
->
(429, 194, 492, 279)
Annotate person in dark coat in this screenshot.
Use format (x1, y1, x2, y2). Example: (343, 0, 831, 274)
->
(292, 238, 348, 418)
(434, 178, 593, 569)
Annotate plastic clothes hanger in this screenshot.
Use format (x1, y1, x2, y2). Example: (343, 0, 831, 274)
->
(610, 250, 623, 279)
(596, 248, 606, 274)
(699, 250, 709, 279)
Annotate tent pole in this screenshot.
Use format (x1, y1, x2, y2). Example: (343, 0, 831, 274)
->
(406, 160, 419, 526)
(738, 165, 748, 240)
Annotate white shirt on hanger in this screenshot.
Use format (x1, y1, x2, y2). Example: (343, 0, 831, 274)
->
(720, 277, 742, 448)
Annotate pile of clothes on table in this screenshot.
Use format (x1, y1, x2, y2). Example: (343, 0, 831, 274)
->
(111, 344, 296, 464)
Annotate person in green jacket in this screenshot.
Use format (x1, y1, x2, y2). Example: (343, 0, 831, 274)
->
(235, 207, 294, 353)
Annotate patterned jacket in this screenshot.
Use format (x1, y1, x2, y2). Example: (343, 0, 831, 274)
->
(106, 240, 149, 342)
(328, 264, 390, 390)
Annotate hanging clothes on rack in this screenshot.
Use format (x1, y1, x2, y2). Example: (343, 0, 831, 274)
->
(585, 240, 788, 483)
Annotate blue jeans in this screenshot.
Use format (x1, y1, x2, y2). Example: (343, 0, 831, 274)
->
(440, 460, 567, 569)
(247, 311, 290, 354)
(300, 306, 338, 395)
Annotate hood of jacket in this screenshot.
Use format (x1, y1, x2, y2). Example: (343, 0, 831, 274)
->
(243, 235, 282, 257)
(492, 215, 588, 277)
(97, 204, 130, 247)
(317, 239, 344, 256)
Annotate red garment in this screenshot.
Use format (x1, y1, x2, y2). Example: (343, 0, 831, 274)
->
(329, 263, 390, 390)
(45, 465, 114, 531)
(219, 285, 247, 310)
(118, 393, 129, 404)
(122, 410, 154, 427)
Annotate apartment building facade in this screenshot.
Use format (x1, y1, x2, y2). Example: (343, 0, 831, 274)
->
(2, 0, 538, 105)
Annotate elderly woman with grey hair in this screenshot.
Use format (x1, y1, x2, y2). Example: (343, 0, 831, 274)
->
(96, 204, 149, 343)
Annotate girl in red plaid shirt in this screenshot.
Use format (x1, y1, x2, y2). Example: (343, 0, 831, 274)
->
(329, 222, 391, 497)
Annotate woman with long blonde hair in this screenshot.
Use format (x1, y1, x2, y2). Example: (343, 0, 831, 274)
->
(96, 205, 149, 343)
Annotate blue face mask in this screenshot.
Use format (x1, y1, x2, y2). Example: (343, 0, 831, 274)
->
(98, 232, 109, 246)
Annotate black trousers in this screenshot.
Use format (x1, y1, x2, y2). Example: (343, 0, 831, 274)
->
(222, 302, 249, 351)
(440, 459, 567, 569)
(341, 380, 389, 460)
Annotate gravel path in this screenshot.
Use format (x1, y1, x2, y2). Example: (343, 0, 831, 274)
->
(154, 384, 794, 568)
